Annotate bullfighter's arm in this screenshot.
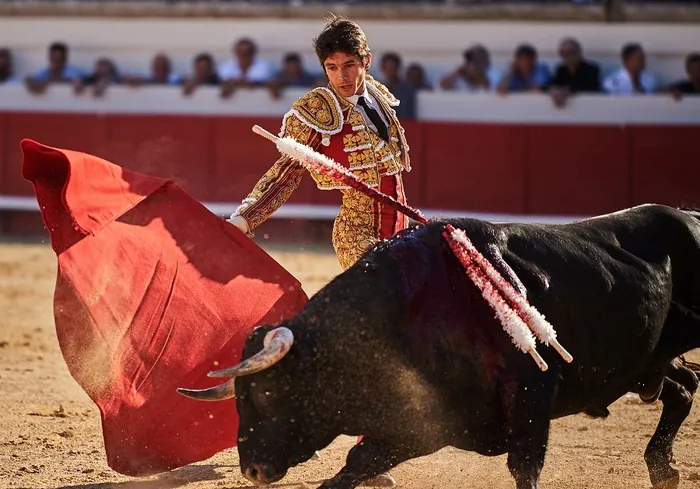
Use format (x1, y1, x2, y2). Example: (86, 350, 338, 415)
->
(230, 113, 321, 235)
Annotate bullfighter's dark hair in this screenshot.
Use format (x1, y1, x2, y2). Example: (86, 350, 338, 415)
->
(313, 14, 370, 68)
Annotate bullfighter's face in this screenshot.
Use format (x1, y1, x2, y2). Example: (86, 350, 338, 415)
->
(323, 51, 371, 98)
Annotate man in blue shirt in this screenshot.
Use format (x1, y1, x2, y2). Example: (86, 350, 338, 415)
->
(25, 42, 82, 94)
(497, 44, 551, 94)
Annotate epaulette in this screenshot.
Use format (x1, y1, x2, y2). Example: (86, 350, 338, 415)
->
(366, 75, 400, 107)
(281, 87, 345, 138)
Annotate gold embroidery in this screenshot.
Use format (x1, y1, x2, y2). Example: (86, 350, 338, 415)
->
(290, 88, 344, 135)
(351, 166, 379, 187)
(346, 110, 366, 128)
(347, 149, 374, 166)
(332, 190, 379, 270)
(343, 131, 371, 148)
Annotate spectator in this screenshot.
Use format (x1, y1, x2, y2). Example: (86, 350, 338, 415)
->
(73, 57, 120, 97)
(548, 37, 601, 107)
(123, 53, 181, 86)
(658, 52, 700, 100)
(267, 52, 316, 99)
(405, 62, 432, 91)
(603, 42, 656, 95)
(378, 52, 416, 119)
(497, 43, 551, 94)
(275, 53, 316, 88)
(440, 44, 499, 92)
(311, 72, 330, 88)
(182, 52, 220, 96)
(0, 47, 18, 84)
(25, 42, 83, 94)
(218, 38, 273, 98)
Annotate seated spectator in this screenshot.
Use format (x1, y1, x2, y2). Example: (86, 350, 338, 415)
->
(268, 52, 316, 99)
(182, 52, 220, 96)
(657, 52, 700, 100)
(312, 72, 329, 88)
(73, 57, 120, 98)
(25, 42, 83, 94)
(440, 44, 500, 92)
(603, 42, 656, 95)
(218, 38, 273, 99)
(405, 63, 432, 91)
(123, 53, 181, 86)
(275, 53, 316, 88)
(378, 52, 416, 119)
(497, 44, 551, 94)
(548, 37, 601, 107)
(0, 47, 18, 84)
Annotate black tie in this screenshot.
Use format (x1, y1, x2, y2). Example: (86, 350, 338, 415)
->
(357, 96, 389, 142)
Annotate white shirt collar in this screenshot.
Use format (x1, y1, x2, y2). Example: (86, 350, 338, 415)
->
(344, 86, 369, 106)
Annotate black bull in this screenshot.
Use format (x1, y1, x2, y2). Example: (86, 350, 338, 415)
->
(178, 204, 700, 489)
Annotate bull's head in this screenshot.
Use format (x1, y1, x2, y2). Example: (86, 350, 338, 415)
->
(177, 324, 332, 485)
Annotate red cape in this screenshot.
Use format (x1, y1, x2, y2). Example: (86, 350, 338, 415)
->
(20, 139, 308, 476)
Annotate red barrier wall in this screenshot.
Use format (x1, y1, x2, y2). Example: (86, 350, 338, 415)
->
(1, 111, 699, 235)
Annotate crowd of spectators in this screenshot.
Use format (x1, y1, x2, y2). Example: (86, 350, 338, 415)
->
(0, 37, 698, 119)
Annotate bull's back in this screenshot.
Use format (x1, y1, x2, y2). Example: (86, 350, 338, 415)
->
(442, 206, 685, 414)
(493, 205, 697, 412)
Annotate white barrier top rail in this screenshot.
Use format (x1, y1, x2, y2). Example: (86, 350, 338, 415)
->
(1, 85, 699, 125)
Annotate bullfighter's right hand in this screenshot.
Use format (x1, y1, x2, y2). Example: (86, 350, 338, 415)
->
(226, 215, 251, 237)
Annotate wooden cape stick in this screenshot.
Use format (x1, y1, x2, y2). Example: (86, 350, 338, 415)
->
(251, 124, 573, 371)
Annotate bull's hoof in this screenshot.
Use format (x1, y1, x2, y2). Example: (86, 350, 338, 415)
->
(651, 469, 680, 489)
(312, 451, 321, 460)
(361, 472, 396, 487)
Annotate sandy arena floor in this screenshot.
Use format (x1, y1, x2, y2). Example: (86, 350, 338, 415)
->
(1, 242, 700, 489)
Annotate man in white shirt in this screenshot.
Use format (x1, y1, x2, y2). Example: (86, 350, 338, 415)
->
(603, 42, 657, 95)
(440, 44, 501, 93)
(218, 38, 273, 98)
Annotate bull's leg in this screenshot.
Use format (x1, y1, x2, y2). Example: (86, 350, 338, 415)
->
(318, 438, 424, 489)
(503, 375, 557, 489)
(644, 363, 698, 489)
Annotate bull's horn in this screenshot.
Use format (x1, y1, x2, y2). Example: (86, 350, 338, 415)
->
(176, 379, 235, 401)
(207, 327, 294, 378)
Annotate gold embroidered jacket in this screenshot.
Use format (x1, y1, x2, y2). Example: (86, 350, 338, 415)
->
(233, 75, 411, 269)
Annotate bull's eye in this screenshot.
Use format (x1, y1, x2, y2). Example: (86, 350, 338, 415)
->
(290, 418, 296, 423)
(265, 391, 271, 397)
(250, 382, 256, 387)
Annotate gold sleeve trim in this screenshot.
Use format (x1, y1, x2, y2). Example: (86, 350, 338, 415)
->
(234, 112, 321, 230)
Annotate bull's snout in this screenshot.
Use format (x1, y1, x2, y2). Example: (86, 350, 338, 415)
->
(242, 463, 285, 485)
